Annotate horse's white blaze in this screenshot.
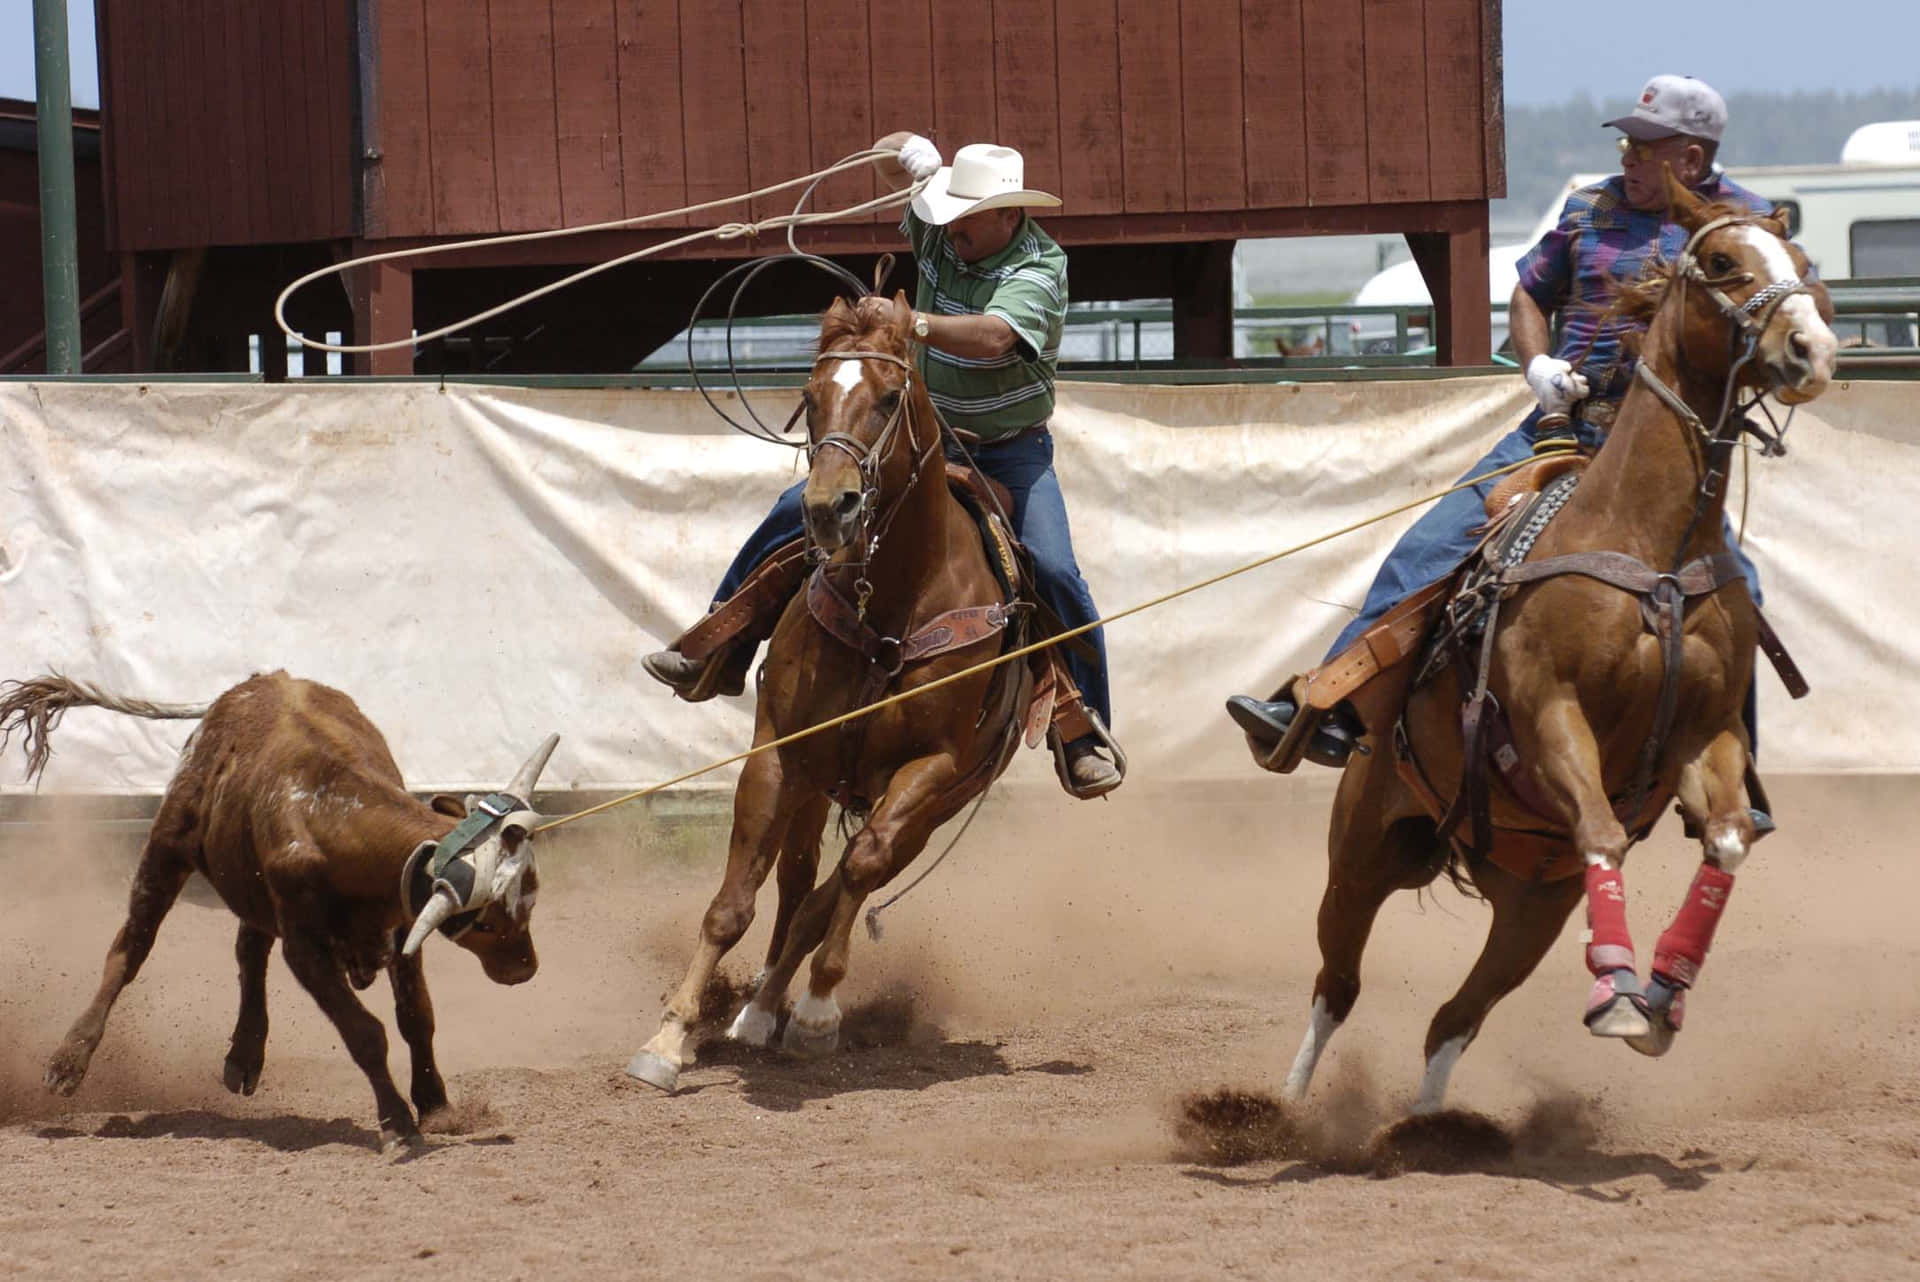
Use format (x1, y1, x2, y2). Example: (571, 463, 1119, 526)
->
(790, 991, 841, 1032)
(1412, 1034, 1470, 1115)
(831, 359, 863, 392)
(1735, 226, 1838, 371)
(1283, 996, 1340, 1101)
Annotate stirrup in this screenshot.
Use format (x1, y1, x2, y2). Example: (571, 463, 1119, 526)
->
(1050, 711, 1127, 799)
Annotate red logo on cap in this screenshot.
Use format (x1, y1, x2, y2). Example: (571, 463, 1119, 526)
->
(1641, 89, 1657, 105)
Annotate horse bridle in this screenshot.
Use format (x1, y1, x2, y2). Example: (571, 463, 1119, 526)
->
(806, 346, 942, 618)
(1643, 213, 1814, 462)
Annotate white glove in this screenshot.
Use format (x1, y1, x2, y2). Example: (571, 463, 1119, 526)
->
(1525, 355, 1590, 415)
(897, 135, 942, 182)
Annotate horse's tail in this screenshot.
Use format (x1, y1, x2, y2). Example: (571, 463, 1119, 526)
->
(0, 673, 210, 783)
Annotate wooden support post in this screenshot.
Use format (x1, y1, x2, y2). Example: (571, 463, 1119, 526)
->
(118, 250, 164, 372)
(1406, 210, 1492, 366)
(348, 242, 414, 375)
(1171, 241, 1236, 363)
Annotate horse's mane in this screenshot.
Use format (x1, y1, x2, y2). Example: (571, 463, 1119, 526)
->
(818, 295, 908, 355)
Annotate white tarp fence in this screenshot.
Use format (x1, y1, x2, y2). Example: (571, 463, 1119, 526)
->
(2, 376, 1914, 795)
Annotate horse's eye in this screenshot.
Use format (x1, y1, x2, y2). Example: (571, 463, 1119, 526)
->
(875, 388, 902, 414)
(1709, 252, 1735, 274)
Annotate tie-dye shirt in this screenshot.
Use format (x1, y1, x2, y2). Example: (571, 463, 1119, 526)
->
(1514, 171, 1769, 401)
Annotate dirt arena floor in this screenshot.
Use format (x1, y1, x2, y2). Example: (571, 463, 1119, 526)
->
(4, 773, 1917, 1280)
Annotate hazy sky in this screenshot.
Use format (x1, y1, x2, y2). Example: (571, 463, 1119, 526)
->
(1, 0, 1915, 113)
(1502, 0, 1920, 104)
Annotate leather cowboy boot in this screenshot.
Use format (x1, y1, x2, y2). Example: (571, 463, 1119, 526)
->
(642, 644, 749, 701)
(1223, 694, 1361, 768)
(1063, 736, 1122, 798)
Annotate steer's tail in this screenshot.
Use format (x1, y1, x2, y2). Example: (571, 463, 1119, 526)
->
(0, 673, 210, 783)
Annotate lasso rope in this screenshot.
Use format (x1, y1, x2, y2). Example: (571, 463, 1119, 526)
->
(532, 449, 1575, 836)
(273, 149, 921, 356)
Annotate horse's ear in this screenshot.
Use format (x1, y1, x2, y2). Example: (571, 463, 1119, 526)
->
(825, 296, 852, 323)
(890, 289, 913, 326)
(1663, 163, 1709, 231)
(1758, 204, 1793, 242)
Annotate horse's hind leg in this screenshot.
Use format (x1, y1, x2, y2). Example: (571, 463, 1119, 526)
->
(1414, 869, 1585, 1113)
(1632, 730, 1757, 1057)
(627, 749, 802, 1091)
(1286, 760, 1437, 1102)
(45, 829, 194, 1096)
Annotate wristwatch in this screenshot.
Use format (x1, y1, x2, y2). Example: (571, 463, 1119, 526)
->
(912, 311, 930, 341)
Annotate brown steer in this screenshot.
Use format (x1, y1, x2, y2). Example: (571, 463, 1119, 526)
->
(0, 670, 558, 1151)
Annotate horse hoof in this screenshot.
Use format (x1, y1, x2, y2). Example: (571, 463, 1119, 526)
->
(380, 1127, 425, 1159)
(623, 1049, 681, 1093)
(1627, 982, 1684, 1057)
(223, 1055, 263, 1096)
(781, 1020, 839, 1058)
(1585, 993, 1652, 1039)
(781, 994, 842, 1058)
(44, 1047, 88, 1097)
(727, 1003, 777, 1047)
(1626, 1015, 1678, 1057)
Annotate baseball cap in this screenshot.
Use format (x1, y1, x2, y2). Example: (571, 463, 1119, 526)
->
(1603, 74, 1727, 143)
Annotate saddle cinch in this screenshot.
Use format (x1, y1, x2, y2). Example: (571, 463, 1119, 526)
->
(1247, 451, 1806, 881)
(670, 461, 1113, 797)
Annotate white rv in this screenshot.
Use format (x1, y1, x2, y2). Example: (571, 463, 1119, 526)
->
(1355, 121, 1920, 352)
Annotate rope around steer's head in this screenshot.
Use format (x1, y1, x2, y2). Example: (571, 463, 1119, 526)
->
(530, 449, 1579, 837)
(273, 150, 926, 357)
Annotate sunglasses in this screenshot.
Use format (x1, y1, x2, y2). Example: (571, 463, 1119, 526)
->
(1617, 136, 1688, 163)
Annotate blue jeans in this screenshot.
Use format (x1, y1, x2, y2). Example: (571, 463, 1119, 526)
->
(1324, 406, 1763, 750)
(715, 428, 1112, 729)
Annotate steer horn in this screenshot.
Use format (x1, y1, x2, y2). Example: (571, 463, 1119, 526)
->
(506, 733, 560, 804)
(402, 884, 460, 957)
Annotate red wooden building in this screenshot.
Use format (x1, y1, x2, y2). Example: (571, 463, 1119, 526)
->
(92, 0, 1503, 375)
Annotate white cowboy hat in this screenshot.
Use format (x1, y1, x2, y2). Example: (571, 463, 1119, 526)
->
(911, 143, 1061, 226)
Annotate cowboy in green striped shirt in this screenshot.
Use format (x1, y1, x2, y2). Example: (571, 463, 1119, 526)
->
(645, 133, 1121, 798)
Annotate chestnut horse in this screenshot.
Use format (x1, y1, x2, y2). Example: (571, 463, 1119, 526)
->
(627, 292, 1031, 1092)
(1282, 173, 1839, 1115)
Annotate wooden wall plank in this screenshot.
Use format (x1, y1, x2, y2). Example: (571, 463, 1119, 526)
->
(279, 0, 323, 240)
(552, 0, 625, 227)
(306, 0, 346, 239)
(742, 0, 811, 223)
(614, 1, 686, 225)
(990, 3, 1067, 211)
(423, 0, 500, 233)
(805, 0, 876, 221)
(230, 1, 269, 242)
(1423, 0, 1483, 201)
(1241, 0, 1306, 208)
(1480, 0, 1504, 198)
(677, 2, 750, 220)
(1300, 0, 1367, 205)
(323, 0, 355, 237)
(1116, 0, 1182, 212)
(159, 0, 204, 246)
(1180, 0, 1242, 211)
(201, 3, 247, 243)
(252, 0, 292, 243)
(488, 0, 564, 230)
(374, 0, 435, 238)
(1362, 0, 1429, 203)
(101, 1, 149, 246)
(1054, 0, 1123, 215)
(929, 0, 995, 157)
(993, 1, 1061, 210)
(867, 0, 933, 226)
